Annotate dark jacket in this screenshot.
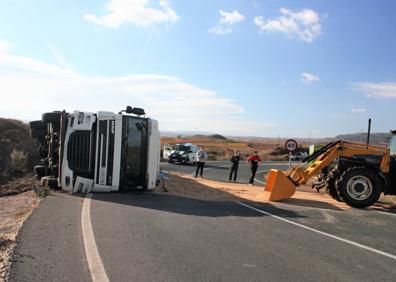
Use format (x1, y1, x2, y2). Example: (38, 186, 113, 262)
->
(230, 155, 240, 167)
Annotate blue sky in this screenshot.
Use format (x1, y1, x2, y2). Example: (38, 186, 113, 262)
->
(0, 0, 395, 137)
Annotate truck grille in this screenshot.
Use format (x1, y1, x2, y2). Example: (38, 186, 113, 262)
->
(67, 131, 93, 175)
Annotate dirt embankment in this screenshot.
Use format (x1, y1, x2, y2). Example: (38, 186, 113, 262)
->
(0, 118, 41, 280)
(0, 176, 36, 197)
(0, 191, 39, 281)
(0, 119, 38, 177)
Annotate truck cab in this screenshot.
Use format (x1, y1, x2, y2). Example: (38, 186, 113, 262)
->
(30, 107, 160, 193)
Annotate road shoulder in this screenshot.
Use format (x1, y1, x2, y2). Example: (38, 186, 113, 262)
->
(8, 192, 91, 282)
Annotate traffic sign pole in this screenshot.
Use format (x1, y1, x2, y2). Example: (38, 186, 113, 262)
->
(285, 139, 298, 172)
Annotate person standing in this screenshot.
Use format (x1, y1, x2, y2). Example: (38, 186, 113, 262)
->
(195, 146, 208, 178)
(247, 151, 262, 185)
(229, 151, 240, 182)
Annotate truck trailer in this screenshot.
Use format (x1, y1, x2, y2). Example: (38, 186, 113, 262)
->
(29, 106, 160, 193)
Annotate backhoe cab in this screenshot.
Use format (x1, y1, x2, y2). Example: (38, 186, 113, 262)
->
(265, 131, 396, 208)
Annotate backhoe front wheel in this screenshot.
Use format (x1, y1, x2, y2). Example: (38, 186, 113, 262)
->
(336, 167, 382, 208)
(325, 170, 342, 202)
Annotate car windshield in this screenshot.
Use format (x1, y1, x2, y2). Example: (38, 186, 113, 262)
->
(175, 144, 190, 152)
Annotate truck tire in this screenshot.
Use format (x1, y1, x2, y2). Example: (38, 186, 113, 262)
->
(34, 165, 46, 179)
(336, 166, 382, 208)
(29, 120, 45, 130)
(325, 170, 342, 202)
(42, 111, 62, 124)
(40, 176, 59, 189)
(30, 128, 47, 140)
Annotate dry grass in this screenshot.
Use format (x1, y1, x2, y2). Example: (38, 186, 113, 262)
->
(0, 176, 36, 197)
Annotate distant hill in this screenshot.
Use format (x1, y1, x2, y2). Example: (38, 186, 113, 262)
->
(160, 130, 212, 137)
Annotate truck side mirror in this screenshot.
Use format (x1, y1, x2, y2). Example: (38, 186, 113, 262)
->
(125, 106, 133, 114)
(131, 108, 145, 116)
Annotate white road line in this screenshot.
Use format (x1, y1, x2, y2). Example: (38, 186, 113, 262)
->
(82, 194, 110, 282)
(369, 209, 396, 218)
(320, 210, 338, 224)
(254, 178, 265, 184)
(256, 169, 269, 173)
(236, 201, 396, 260)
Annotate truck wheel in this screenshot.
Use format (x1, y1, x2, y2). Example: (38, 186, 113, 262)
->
(42, 111, 62, 124)
(34, 165, 46, 179)
(29, 120, 45, 130)
(336, 166, 382, 208)
(325, 170, 342, 202)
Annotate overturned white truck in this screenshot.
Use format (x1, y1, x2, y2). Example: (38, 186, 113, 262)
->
(29, 106, 160, 193)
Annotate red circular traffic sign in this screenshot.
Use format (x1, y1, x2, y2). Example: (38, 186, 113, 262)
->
(285, 139, 298, 152)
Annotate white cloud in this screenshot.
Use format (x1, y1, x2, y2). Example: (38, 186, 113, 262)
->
(254, 8, 322, 42)
(351, 82, 396, 98)
(0, 39, 11, 53)
(209, 10, 244, 35)
(47, 42, 72, 71)
(219, 10, 245, 25)
(300, 72, 319, 83)
(84, 0, 179, 28)
(0, 44, 273, 135)
(208, 26, 232, 35)
(351, 107, 366, 113)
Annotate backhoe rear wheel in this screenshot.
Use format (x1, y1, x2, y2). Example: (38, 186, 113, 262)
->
(336, 166, 381, 208)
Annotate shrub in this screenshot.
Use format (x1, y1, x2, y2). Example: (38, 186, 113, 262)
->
(10, 149, 28, 172)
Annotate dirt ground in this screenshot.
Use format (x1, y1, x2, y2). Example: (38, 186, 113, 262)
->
(0, 189, 39, 281)
(0, 176, 36, 197)
(155, 173, 351, 210)
(156, 173, 396, 212)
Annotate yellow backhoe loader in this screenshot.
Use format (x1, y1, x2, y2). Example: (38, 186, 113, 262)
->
(265, 130, 396, 208)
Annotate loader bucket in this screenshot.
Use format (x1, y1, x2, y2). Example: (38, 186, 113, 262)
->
(265, 169, 296, 201)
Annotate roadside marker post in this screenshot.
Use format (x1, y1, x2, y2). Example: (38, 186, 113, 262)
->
(285, 139, 298, 172)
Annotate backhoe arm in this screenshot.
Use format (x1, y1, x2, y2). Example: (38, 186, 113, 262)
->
(288, 141, 390, 186)
(265, 140, 390, 203)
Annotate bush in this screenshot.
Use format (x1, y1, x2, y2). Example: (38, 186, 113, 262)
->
(10, 149, 28, 172)
(0, 118, 38, 176)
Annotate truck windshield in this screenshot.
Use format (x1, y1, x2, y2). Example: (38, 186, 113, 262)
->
(121, 116, 148, 189)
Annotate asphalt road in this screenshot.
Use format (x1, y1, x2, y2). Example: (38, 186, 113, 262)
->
(160, 160, 294, 184)
(9, 186, 396, 281)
